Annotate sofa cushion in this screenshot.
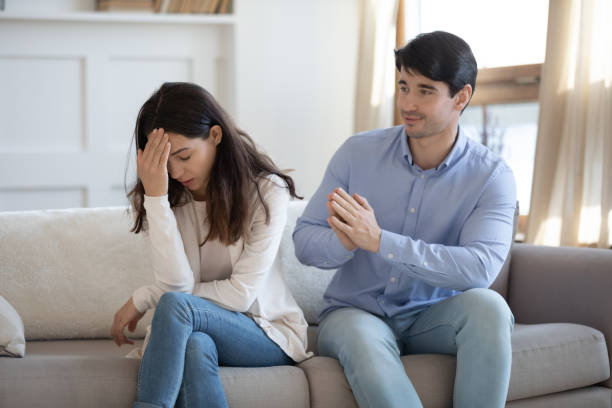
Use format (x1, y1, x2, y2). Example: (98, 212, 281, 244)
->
(280, 200, 335, 324)
(507, 386, 612, 408)
(0, 295, 25, 357)
(0, 339, 310, 408)
(300, 323, 609, 406)
(508, 323, 610, 401)
(0, 207, 155, 340)
(299, 354, 456, 408)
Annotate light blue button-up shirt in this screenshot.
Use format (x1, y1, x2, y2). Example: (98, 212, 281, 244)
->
(293, 125, 516, 322)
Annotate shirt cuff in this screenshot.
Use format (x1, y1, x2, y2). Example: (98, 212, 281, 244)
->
(377, 229, 411, 264)
(131, 286, 152, 313)
(143, 194, 170, 212)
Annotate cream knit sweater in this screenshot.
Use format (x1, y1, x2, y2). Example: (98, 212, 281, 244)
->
(131, 175, 312, 362)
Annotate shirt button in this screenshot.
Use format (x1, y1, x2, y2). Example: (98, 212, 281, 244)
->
(424, 261, 428, 266)
(387, 253, 394, 259)
(410, 208, 415, 213)
(420, 174, 424, 179)
(390, 277, 396, 283)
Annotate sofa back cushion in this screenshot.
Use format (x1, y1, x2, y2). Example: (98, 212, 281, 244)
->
(280, 201, 334, 324)
(0, 207, 154, 340)
(0, 199, 517, 337)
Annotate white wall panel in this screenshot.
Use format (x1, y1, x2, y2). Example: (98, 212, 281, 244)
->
(0, 188, 85, 211)
(108, 57, 193, 151)
(0, 13, 234, 211)
(0, 56, 84, 152)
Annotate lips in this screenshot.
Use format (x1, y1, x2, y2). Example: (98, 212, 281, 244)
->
(179, 178, 194, 187)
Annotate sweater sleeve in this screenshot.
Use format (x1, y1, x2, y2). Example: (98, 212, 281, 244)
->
(131, 195, 195, 313)
(192, 178, 290, 312)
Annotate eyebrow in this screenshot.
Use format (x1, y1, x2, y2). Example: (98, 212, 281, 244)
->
(170, 147, 190, 156)
(397, 79, 438, 91)
(418, 83, 437, 91)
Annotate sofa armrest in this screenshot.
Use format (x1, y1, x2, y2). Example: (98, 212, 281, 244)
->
(507, 243, 612, 388)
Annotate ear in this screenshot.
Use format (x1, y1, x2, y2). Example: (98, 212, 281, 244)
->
(210, 125, 223, 146)
(454, 84, 472, 112)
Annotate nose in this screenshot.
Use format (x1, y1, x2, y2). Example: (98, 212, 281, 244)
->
(167, 160, 182, 180)
(398, 93, 418, 113)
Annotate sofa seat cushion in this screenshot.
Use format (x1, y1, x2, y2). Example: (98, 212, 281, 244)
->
(508, 323, 610, 401)
(507, 386, 612, 408)
(299, 354, 456, 408)
(0, 339, 310, 408)
(301, 323, 609, 407)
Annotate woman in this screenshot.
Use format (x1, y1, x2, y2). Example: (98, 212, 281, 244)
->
(110, 82, 312, 408)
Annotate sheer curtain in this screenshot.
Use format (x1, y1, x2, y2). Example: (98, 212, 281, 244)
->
(353, 0, 400, 133)
(526, 0, 612, 248)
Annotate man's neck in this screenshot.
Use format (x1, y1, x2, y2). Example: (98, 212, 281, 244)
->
(408, 125, 459, 170)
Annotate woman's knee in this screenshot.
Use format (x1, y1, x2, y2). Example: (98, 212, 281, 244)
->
(184, 332, 219, 377)
(154, 292, 191, 321)
(186, 333, 217, 360)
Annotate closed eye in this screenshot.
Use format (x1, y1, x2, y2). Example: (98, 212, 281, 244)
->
(179, 156, 191, 161)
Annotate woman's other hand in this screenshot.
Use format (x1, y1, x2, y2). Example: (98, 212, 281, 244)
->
(138, 128, 171, 197)
(111, 297, 145, 346)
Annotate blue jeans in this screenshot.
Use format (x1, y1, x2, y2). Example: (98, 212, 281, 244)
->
(317, 288, 514, 408)
(133, 292, 293, 408)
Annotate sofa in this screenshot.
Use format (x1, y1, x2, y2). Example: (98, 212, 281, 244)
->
(1, 200, 611, 408)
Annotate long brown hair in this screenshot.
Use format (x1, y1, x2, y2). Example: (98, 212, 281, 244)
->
(127, 82, 301, 245)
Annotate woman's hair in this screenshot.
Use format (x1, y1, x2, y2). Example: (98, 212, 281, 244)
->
(394, 31, 477, 105)
(127, 82, 301, 245)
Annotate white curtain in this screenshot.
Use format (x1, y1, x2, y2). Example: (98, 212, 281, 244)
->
(526, 0, 612, 248)
(353, 0, 400, 133)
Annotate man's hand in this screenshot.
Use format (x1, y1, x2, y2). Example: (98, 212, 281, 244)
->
(138, 128, 171, 197)
(326, 193, 357, 251)
(111, 297, 145, 346)
(327, 188, 382, 253)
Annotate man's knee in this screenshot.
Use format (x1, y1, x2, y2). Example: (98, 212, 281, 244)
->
(459, 288, 514, 335)
(318, 308, 400, 363)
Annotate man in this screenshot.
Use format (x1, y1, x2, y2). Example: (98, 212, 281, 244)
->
(293, 31, 516, 408)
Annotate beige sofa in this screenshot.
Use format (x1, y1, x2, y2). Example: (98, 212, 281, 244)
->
(1, 201, 611, 407)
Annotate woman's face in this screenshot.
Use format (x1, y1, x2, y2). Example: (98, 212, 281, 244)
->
(164, 126, 222, 200)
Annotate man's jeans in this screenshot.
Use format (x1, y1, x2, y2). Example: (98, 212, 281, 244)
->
(317, 288, 514, 408)
(133, 292, 293, 408)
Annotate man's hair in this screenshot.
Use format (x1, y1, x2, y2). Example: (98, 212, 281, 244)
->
(394, 31, 477, 98)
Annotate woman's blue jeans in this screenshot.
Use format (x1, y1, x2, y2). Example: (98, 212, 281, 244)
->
(133, 292, 293, 408)
(317, 288, 514, 408)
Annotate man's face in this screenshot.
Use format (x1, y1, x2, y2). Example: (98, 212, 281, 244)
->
(397, 67, 465, 140)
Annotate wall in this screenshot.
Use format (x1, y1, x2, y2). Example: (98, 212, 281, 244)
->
(0, 0, 359, 210)
(234, 0, 359, 199)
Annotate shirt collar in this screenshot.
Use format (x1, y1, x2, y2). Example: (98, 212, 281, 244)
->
(401, 126, 467, 171)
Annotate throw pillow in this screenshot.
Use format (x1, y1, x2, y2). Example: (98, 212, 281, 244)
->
(0, 295, 26, 357)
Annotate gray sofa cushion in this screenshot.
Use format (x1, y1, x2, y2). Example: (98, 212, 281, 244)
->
(299, 354, 456, 408)
(0, 340, 310, 408)
(507, 386, 612, 408)
(300, 323, 609, 407)
(508, 323, 610, 401)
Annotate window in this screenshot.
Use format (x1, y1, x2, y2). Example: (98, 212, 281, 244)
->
(411, 0, 549, 239)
